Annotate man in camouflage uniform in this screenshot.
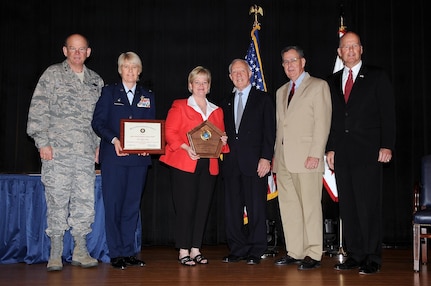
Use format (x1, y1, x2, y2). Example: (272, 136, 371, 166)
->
(27, 34, 104, 271)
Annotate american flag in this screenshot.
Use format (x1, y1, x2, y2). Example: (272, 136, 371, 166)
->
(245, 25, 267, 92)
(333, 17, 347, 73)
(244, 24, 277, 203)
(323, 17, 347, 202)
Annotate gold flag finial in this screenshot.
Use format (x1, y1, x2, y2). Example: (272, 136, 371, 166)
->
(249, 5, 263, 27)
(339, 15, 347, 33)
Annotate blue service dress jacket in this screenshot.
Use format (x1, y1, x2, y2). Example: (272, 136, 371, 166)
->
(92, 82, 156, 166)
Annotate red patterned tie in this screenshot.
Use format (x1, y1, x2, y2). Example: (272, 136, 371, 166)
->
(344, 69, 353, 103)
(288, 82, 295, 106)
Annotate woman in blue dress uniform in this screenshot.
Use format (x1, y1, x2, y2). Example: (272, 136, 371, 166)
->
(92, 52, 156, 269)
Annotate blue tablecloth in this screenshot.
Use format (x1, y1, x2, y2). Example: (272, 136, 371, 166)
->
(0, 174, 141, 264)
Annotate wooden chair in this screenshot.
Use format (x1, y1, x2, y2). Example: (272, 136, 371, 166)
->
(413, 154, 431, 271)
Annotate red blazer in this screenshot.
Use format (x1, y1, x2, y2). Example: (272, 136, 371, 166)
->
(160, 99, 229, 175)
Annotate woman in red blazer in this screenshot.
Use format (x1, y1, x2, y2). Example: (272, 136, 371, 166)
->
(160, 66, 229, 266)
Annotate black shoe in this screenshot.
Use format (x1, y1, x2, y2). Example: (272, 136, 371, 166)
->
(246, 256, 261, 265)
(124, 256, 145, 267)
(334, 258, 360, 270)
(359, 261, 380, 275)
(298, 256, 321, 270)
(274, 255, 300, 265)
(222, 254, 245, 263)
(178, 256, 196, 266)
(111, 257, 127, 269)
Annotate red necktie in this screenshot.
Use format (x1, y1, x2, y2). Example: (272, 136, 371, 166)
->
(288, 82, 295, 106)
(344, 69, 353, 103)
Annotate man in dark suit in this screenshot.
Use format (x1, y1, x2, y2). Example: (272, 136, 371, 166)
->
(220, 59, 276, 265)
(326, 31, 396, 274)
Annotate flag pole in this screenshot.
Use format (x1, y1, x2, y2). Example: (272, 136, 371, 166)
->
(337, 218, 346, 260)
(246, 5, 278, 257)
(335, 11, 347, 260)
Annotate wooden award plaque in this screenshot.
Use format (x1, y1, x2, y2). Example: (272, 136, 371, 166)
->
(187, 120, 224, 158)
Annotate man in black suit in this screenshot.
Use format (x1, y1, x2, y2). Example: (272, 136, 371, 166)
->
(220, 59, 276, 265)
(326, 31, 396, 274)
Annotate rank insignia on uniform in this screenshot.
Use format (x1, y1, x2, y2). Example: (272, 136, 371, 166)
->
(114, 98, 124, 105)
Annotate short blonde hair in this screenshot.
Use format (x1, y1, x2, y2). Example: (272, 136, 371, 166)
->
(118, 52, 142, 75)
(188, 66, 211, 93)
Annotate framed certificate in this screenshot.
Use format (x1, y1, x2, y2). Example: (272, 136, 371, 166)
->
(120, 119, 165, 154)
(187, 120, 224, 158)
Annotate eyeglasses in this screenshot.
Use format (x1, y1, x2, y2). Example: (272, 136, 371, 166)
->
(67, 46, 88, 53)
(340, 44, 361, 50)
(282, 58, 300, 65)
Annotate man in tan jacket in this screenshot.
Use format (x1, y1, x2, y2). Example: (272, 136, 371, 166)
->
(273, 46, 332, 270)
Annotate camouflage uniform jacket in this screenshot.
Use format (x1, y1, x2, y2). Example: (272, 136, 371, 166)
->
(27, 60, 104, 155)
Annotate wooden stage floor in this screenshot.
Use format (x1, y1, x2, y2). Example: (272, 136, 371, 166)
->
(0, 244, 429, 286)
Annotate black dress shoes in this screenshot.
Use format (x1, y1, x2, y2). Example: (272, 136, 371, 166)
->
(298, 256, 321, 270)
(111, 257, 127, 269)
(222, 254, 245, 263)
(359, 261, 380, 275)
(124, 256, 145, 267)
(334, 257, 360, 270)
(246, 256, 261, 265)
(274, 255, 300, 265)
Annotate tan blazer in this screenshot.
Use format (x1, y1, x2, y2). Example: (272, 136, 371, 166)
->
(273, 72, 332, 174)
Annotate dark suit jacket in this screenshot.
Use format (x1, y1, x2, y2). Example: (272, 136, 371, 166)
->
(221, 88, 275, 176)
(92, 82, 156, 166)
(326, 65, 396, 166)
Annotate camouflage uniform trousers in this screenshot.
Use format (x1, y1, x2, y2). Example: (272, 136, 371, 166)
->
(41, 150, 95, 238)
